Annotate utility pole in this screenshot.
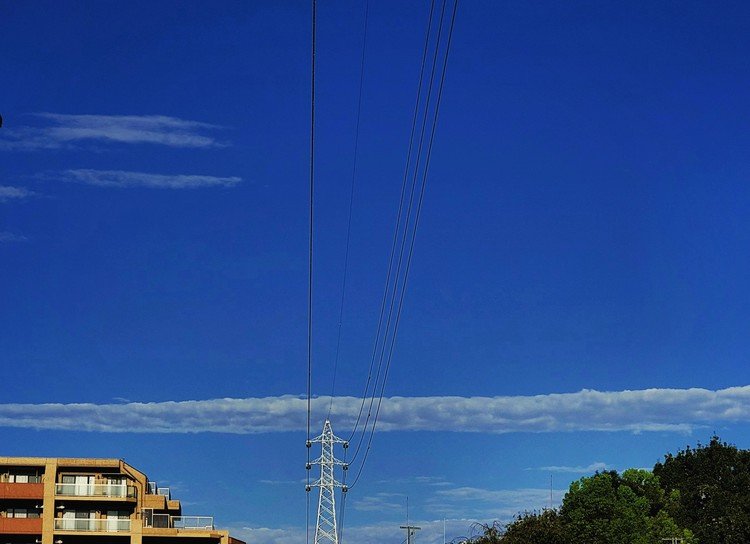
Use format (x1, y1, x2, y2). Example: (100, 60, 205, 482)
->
(306, 420, 348, 544)
(400, 525, 421, 544)
(401, 497, 420, 544)
(549, 474, 553, 510)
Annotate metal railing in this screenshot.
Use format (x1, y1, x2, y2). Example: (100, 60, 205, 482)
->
(146, 482, 171, 499)
(54, 518, 131, 532)
(173, 516, 214, 530)
(146, 514, 214, 530)
(55, 483, 136, 498)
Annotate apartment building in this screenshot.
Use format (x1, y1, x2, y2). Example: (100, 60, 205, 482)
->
(0, 457, 245, 544)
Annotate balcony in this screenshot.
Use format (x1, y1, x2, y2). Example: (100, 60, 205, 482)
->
(147, 482, 171, 500)
(55, 483, 136, 499)
(54, 518, 131, 532)
(0, 517, 43, 534)
(173, 517, 214, 530)
(147, 514, 214, 530)
(0, 482, 44, 499)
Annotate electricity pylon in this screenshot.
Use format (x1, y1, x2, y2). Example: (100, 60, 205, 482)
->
(307, 419, 349, 544)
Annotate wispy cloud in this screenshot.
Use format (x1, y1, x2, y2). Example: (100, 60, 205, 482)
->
(227, 519, 485, 544)
(228, 526, 305, 544)
(230, 489, 565, 544)
(531, 461, 610, 474)
(429, 486, 565, 519)
(2, 385, 750, 434)
(0, 113, 226, 150)
(258, 479, 307, 486)
(0, 231, 28, 243)
(352, 493, 405, 512)
(56, 169, 241, 189)
(376, 475, 451, 486)
(0, 186, 36, 201)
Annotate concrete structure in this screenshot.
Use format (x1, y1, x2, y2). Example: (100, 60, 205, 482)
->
(0, 457, 245, 544)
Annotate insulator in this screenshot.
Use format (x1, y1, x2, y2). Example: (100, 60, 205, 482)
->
(306, 485, 311, 492)
(306, 440, 312, 448)
(306, 463, 312, 470)
(342, 485, 348, 493)
(342, 464, 349, 471)
(343, 441, 349, 449)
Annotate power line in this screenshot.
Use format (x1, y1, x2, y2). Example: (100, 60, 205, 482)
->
(351, 0, 448, 471)
(350, 0, 447, 471)
(372, 0, 450, 430)
(329, 0, 371, 419)
(349, 0, 459, 488)
(347, 0, 438, 450)
(306, 1, 317, 544)
(371, 0, 459, 453)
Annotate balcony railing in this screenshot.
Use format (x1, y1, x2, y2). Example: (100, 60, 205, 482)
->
(54, 518, 131, 532)
(173, 516, 215, 530)
(55, 483, 136, 498)
(147, 514, 214, 530)
(147, 482, 171, 499)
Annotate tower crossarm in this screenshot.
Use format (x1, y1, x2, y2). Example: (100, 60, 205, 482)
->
(309, 455, 348, 467)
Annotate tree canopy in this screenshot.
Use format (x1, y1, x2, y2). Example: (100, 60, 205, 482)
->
(653, 436, 750, 544)
(466, 437, 750, 543)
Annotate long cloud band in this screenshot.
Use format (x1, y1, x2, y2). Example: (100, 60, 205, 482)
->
(2, 386, 749, 434)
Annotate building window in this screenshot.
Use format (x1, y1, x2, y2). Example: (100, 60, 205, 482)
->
(7, 508, 41, 519)
(60, 474, 94, 496)
(7, 473, 41, 483)
(107, 476, 126, 497)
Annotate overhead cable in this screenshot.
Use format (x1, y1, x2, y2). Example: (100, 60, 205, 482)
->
(349, 0, 459, 488)
(306, 0, 317, 543)
(329, 0, 371, 419)
(347, 0, 439, 448)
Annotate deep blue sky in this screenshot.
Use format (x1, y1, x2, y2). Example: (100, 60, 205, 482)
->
(2, 1, 750, 543)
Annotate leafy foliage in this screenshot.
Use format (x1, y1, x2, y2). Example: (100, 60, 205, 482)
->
(464, 437, 750, 543)
(558, 469, 693, 544)
(500, 510, 566, 544)
(653, 436, 750, 544)
(463, 521, 504, 544)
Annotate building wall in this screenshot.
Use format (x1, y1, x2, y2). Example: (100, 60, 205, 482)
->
(0, 457, 242, 544)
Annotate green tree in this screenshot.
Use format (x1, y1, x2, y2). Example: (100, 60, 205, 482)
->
(560, 471, 650, 544)
(559, 470, 693, 544)
(463, 521, 503, 544)
(501, 509, 566, 544)
(653, 436, 750, 544)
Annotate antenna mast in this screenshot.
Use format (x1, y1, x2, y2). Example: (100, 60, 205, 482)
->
(307, 420, 349, 544)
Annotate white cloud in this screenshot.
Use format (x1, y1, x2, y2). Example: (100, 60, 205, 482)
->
(226, 510, 564, 544)
(0, 186, 35, 201)
(352, 492, 405, 512)
(0, 113, 226, 150)
(226, 519, 487, 544)
(376, 476, 450, 486)
(1, 385, 750, 434)
(429, 486, 565, 519)
(531, 461, 609, 474)
(57, 169, 241, 189)
(0, 231, 28, 243)
(227, 525, 305, 544)
(258, 479, 307, 486)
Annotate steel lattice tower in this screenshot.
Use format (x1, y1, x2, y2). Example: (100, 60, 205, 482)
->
(306, 420, 348, 544)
